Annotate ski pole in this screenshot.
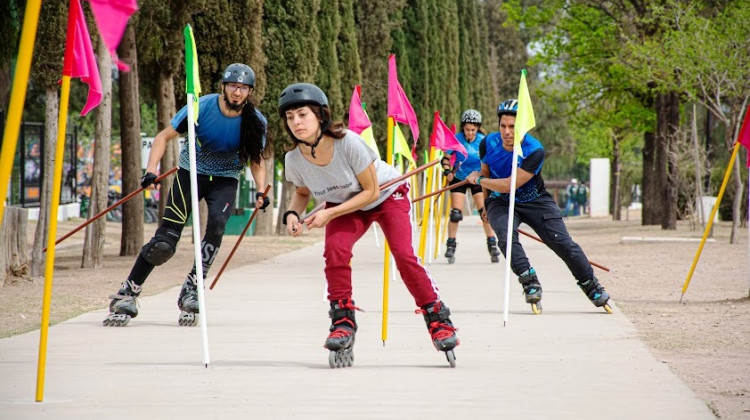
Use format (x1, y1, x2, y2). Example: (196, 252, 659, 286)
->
(517, 228, 610, 272)
(209, 184, 271, 290)
(44, 167, 178, 251)
(412, 180, 468, 203)
(302, 159, 441, 221)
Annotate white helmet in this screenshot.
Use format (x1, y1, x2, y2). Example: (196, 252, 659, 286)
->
(461, 109, 482, 125)
(571, 178, 578, 184)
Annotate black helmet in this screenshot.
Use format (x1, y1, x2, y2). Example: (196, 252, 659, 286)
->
(277, 83, 329, 117)
(222, 63, 255, 87)
(497, 99, 518, 117)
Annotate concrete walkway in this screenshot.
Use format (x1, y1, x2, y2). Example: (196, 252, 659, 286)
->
(0, 217, 713, 419)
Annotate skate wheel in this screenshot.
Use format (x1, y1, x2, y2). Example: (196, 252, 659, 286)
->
(103, 314, 130, 327)
(328, 351, 337, 368)
(531, 302, 542, 315)
(445, 350, 456, 368)
(178, 312, 198, 327)
(603, 303, 613, 314)
(448, 257, 455, 264)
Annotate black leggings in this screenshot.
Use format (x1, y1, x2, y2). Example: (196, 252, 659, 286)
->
(128, 168, 238, 285)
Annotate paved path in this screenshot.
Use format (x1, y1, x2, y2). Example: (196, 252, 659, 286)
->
(0, 217, 713, 419)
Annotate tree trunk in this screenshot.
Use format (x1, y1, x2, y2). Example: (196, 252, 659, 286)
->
(691, 104, 706, 230)
(156, 70, 178, 222)
(1, 207, 30, 286)
(118, 23, 144, 256)
(255, 154, 276, 236)
(611, 130, 621, 221)
(31, 87, 58, 277)
(82, 40, 112, 268)
(641, 131, 660, 225)
(661, 92, 680, 230)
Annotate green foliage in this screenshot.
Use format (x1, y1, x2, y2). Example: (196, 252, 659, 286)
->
(262, 0, 321, 154)
(315, 0, 343, 119)
(336, 0, 362, 101)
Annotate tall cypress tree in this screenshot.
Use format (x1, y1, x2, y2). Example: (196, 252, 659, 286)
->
(337, 0, 362, 104)
(438, 1, 460, 126)
(402, 0, 431, 153)
(263, 0, 321, 233)
(315, 0, 343, 119)
(354, 0, 398, 145)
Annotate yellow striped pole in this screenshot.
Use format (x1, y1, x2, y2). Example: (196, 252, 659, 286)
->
(0, 0, 43, 226)
(418, 147, 437, 262)
(36, 75, 71, 401)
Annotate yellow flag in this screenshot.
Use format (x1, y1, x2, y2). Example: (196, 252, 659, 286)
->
(394, 124, 416, 169)
(360, 126, 380, 159)
(514, 69, 535, 156)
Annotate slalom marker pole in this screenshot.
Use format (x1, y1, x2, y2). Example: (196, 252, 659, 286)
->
(517, 228, 610, 272)
(44, 167, 178, 251)
(209, 184, 272, 290)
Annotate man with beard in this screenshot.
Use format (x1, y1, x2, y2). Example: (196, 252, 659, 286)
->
(103, 63, 270, 327)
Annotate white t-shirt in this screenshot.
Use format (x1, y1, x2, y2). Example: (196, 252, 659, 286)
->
(285, 130, 402, 211)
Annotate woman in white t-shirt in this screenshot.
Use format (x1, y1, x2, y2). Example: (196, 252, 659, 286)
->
(279, 83, 459, 368)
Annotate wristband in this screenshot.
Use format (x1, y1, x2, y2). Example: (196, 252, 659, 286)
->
(283, 210, 299, 225)
(476, 176, 486, 185)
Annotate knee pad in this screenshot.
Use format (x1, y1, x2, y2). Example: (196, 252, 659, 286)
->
(141, 227, 180, 266)
(450, 209, 463, 223)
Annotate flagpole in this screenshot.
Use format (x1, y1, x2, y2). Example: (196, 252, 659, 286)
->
(681, 142, 740, 302)
(186, 93, 210, 367)
(503, 149, 520, 327)
(35, 74, 71, 402)
(0, 0, 43, 226)
(184, 25, 210, 366)
(381, 116, 395, 345)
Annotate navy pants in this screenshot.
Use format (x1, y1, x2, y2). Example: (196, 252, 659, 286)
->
(485, 191, 593, 281)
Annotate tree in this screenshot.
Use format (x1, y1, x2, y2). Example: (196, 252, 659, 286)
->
(137, 0, 203, 220)
(0, 0, 24, 114)
(315, 0, 343, 119)
(336, 0, 362, 108)
(648, 1, 750, 242)
(28, 0, 67, 277)
(118, 22, 144, 256)
(263, 0, 321, 234)
(82, 38, 112, 268)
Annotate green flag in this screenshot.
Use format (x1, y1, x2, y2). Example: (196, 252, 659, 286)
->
(184, 25, 201, 121)
(514, 69, 535, 157)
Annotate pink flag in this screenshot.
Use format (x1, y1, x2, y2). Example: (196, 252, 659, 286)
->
(737, 104, 750, 167)
(63, 0, 102, 116)
(430, 111, 467, 158)
(348, 85, 371, 134)
(387, 54, 420, 140)
(87, 0, 138, 71)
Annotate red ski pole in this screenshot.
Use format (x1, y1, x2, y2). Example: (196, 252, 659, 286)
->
(45, 167, 178, 251)
(209, 184, 272, 290)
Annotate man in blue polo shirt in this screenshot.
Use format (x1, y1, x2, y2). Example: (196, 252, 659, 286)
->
(465, 99, 611, 315)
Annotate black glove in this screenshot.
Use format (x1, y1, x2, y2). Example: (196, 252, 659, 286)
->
(443, 168, 453, 176)
(140, 172, 158, 188)
(256, 192, 270, 210)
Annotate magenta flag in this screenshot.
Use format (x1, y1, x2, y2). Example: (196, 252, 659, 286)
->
(87, 0, 138, 71)
(430, 111, 467, 158)
(63, 0, 102, 116)
(387, 54, 420, 140)
(737, 105, 750, 167)
(348, 85, 371, 134)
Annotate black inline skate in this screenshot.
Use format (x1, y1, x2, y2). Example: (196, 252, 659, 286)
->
(487, 237, 500, 263)
(103, 280, 141, 327)
(518, 268, 543, 315)
(444, 238, 457, 264)
(177, 273, 200, 326)
(325, 299, 360, 368)
(577, 276, 613, 314)
(416, 301, 459, 367)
